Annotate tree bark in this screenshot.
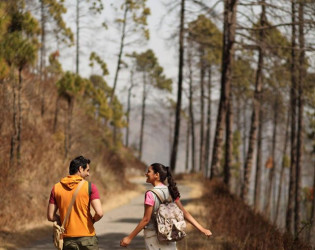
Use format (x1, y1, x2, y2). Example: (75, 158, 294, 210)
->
(210, 0, 238, 179)
(199, 47, 205, 172)
(53, 95, 60, 133)
(286, 0, 297, 234)
(170, 0, 185, 172)
(204, 66, 212, 177)
(185, 116, 190, 172)
(76, 0, 80, 75)
(265, 97, 279, 218)
(16, 68, 23, 163)
(40, 0, 46, 116)
(188, 47, 196, 173)
(139, 72, 147, 161)
(294, 1, 305, 238)
(10, 70, 17, 165)
(274, 109, 290, 224)
(125, 70, 135, 147)
(254, 108, 263, 211)
(110, 4, 129, 104)
(224, 91, 233, 185)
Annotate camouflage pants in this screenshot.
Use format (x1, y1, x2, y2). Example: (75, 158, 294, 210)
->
(63, 236, 99, 250)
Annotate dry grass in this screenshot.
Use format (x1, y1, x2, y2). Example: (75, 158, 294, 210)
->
(0, 71, 146, 249)
(177, 176, 311, 250)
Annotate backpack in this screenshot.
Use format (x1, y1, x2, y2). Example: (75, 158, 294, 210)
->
(150, 189, 186, 242)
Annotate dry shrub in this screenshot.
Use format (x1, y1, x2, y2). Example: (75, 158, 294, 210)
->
(178, 178, 311, 250)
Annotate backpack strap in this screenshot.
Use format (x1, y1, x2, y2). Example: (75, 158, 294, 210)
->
(150, 188, 172, 204)
(61, 180, 85, 228)
(88, 181, 92, 198)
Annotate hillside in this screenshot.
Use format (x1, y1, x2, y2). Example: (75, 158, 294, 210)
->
(177, 175, 312, 250)
(0, 70, 146, 248)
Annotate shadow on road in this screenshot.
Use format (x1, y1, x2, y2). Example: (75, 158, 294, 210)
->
(98, 233, 145, 250)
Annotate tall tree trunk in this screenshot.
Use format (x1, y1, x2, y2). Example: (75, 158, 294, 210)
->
(294, 1, 305, 238)
(199, 48, 205, 172)
(110, 4, 129, 104)
(139, 72, 147, 161)
(16, 69, 23, 163)
(265, 97, 279, 218)
(53, 95, 60, 133)
(10, 70, 17, 165)
(286, 0, 297, 234)
(224, 92, 233, 185)
(210, 0, 238, 179)
(188, 48, 196, 173)
(241, 0, 265, 201)
(308, 159, 315, 242)
(185, 117, 190, 172)
(274, 109, 290, 224)
(65, 97, 74, 158)
(76, 0, 80, 75)
(170, 0, 185, 172)
(125, 70, 134, 147)
(254, 108, 263, 211)
(204, 66, 212, 177)
(40, 0, 46, 116)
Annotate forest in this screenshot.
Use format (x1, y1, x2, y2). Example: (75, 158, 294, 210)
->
(0, 0, 314, 248)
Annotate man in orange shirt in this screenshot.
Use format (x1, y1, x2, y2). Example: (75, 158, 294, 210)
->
(47, 156, 103, 250)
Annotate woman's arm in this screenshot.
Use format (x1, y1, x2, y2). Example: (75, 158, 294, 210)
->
(175, 199, 212, 237)
(120, 205, 154, 247)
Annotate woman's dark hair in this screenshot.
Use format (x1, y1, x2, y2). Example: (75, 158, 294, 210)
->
(69, 156, 90, 175)
(151, 163, 180, 200)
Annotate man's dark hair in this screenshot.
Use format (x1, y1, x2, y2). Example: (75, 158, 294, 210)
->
(69, 156, 91, 175)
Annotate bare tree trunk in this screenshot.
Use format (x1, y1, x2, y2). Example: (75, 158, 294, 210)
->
(204, 66, 212, 177)
(275, 109, 290, 224)
(241, 0, 265, 201)
(286, 0, 297, 234)
(40, 0, 46, 116)
(294, 1, 305, 238)
(170, 0, 185, 172)
(210, 0, 238, 178)
(65, 97, 74, 159)
(16, 69, 23, 163)
(265, 97, 279, 218)
(254, 108, 263, 211)
(125, 70, 134, 147)
(224, 92, 233, 185)
(76, 0, 80, 75)
(110, 4, 129, 104)
(139, 72, 147, 161)
(199, 48, 205, 173)
(53, 95, 60, 133)
(308, 159, 315, 242)
(10, 70, 17, 165)
(185, 117, 190, 172)
(188, 48, 196, 173)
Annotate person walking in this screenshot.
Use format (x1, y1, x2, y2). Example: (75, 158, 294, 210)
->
(47, 155, 103, 250)
(120, 163, 212, 249)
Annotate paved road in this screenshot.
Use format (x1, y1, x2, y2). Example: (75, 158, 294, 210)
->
(19, 180, 191, 250)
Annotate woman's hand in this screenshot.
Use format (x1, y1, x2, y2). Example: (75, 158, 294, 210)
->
(202, 228, 212, 237)
(120, 236, 131, 247)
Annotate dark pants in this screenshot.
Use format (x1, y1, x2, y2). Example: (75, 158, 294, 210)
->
(63, 236, 99, 250)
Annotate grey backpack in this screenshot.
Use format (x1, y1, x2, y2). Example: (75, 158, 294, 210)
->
(150, 189, 186, 242)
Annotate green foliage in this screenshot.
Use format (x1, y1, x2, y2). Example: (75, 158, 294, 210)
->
(47, 51, 62, 75)
(233, 56, 255, 99)
(129, 49, 172, 92)
(251, 20, 290, 59)
(116, 0, 151, 40)
(89, 52, 109, 76)
(56, 71, 86, 99)
(188, 14, 222, 65)
(43, 0, 74, 45)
